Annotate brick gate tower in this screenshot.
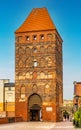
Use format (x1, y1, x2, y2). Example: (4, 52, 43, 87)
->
(15, 7, 63, 122)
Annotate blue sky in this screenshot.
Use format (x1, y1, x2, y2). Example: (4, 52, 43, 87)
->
(0, 0, 81, 100)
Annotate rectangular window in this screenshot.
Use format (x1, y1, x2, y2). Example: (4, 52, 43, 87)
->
(26, 36, 30, 41)
(40, 35, 44, 40)
(33, 35, 37, 40)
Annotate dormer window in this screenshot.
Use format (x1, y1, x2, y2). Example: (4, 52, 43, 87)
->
(33, 35, 37, 40)
(26, 36, 30, 41)
(40, 35, 44, 40)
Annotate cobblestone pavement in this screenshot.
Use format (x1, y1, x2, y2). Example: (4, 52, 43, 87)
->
(0, 121, 79, 130)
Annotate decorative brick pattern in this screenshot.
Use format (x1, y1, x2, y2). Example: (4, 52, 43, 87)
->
(15, 7, 63, 122)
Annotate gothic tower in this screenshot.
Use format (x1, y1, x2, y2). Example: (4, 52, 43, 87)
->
(15, 7, 63, 122)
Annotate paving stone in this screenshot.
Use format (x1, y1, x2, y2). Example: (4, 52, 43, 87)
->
(0, 121, 77, 130)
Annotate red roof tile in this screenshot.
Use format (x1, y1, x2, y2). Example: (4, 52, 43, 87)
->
(16, 7, 56, 33)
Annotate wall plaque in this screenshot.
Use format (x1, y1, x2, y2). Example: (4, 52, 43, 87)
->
(46, 107, 52, 111)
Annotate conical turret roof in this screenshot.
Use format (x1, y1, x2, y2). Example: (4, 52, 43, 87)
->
(16, 7, 56, 33)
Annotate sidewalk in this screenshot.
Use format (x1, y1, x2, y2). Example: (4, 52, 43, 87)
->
(51, 121, 79, 130)
(0, 121, 76, 130)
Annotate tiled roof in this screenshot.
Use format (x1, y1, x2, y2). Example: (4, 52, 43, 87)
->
(16, 7, 56, 33)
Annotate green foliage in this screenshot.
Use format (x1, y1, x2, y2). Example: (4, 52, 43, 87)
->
(73, 107, 81, 127)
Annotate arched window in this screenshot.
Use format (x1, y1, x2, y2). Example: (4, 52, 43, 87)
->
(48, 72, 53, 78)
(32, 71, 37, 79)
(32, 84, 38, 92)
(26, 72, 30, 79)
(18, 60, 23, 68)
(45, 84, 50, 94)
(18, 47, 24, 55)
(25, 47, 31, 55)
(26, 58, 30, 67)
(47, 45, 53, 53)
(18, 72, 22, 80)
(34, 59, 38, 67)
(40, 72, 45, 79)
(40, 46, 45, 53)
(32, 47, 38, 53)
(20, 85, 25, 99)
(40, 57, 45, 67)
(47, 57, 52, 66)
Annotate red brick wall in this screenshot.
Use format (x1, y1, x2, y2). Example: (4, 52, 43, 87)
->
(15, 101, 28, 121)
(15, 26, 63, 123)
(75, 83, 81, 96)
(0, 118, 8, 124)
(42, 103, 58, 122)
(15, 30, 56, 44)
(15, 116, 23, 122)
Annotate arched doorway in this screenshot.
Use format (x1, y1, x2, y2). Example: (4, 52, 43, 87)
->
(28, 93, 42, 121)
(62, 110, 70, 121)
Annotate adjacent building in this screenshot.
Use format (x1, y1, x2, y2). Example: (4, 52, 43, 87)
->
(73, 82, 81, 111)
(0, 79, 15, 118)
(15, 7, 63, 122)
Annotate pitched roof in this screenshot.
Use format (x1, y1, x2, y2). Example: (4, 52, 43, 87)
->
(16, 7, 56, 33)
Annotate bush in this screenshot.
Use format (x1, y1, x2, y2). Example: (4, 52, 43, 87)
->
(74, 107, 81, 128)
(79, 114, 81, 127)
